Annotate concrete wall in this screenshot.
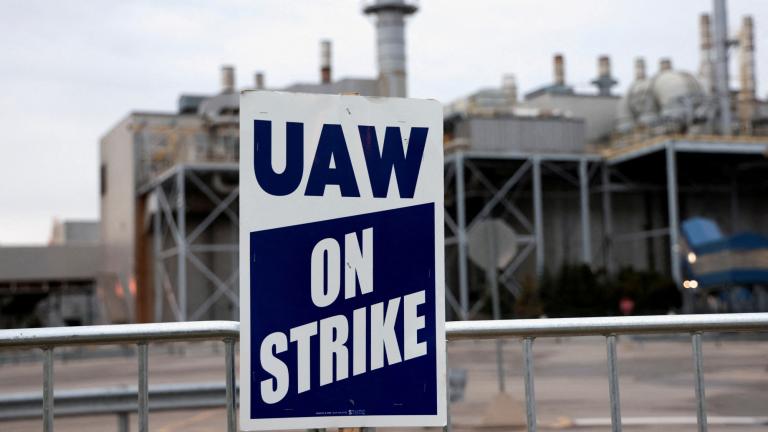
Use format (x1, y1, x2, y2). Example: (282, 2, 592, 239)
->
(99, 115, 137, 323)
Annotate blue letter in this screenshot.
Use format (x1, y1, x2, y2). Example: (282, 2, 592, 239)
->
(253, 120, 303, 196)
(358, 126, 428, 198)
(305, 124, 360, 197)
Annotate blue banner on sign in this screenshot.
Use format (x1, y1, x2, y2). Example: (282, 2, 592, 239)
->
(249, 203, 437, 419)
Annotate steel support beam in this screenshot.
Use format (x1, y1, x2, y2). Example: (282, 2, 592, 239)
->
(153, 193, 163, 322)
(532, 157, 544, 277)
(666, 144, 684, 305)
(579, 159, 592, 265)
(454, 153, 469, 320)
(176, 168, 187, 321)
(602, 164, 614, 273)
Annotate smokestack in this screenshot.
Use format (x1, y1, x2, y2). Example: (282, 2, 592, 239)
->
(363, 0, 418, 98)
(738, 15, 756, 134)
(502, 74, 518, 106)
(592, 55, 618, 96)
(220, 65, 235, 93)
(320, 40, 332, 84)
(713, 0, 733, 135)
(254, 72, 265, 90)
(554, 54, 565, 86)
(659, 58, 673, 72)
(699, 14, 715, 94)
(634, 57, 647, 80)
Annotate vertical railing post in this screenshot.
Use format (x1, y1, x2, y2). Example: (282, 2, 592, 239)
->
(117, 412, 130, 432)
(138, 342, 149, 432)
(606, 335, 622, 432)
(225, 338, 237, 432)
(522, 337, 537, 432)
(691, 332, 708, 432)
(42, 347, 54, 432)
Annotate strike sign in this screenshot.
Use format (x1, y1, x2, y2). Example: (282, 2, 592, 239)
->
(239, 91, 446, 430)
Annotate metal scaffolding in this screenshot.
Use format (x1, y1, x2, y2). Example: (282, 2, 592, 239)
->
(444, 151, 600, 321)
(147, 164, 239, 322)
(139, 139, 767, 322)
(446, 139, 768, 320)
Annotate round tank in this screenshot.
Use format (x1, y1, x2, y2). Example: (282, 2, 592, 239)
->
(650, 69, 705, 113)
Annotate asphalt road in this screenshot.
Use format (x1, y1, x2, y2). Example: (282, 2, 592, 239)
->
(1, 335, 767, 431)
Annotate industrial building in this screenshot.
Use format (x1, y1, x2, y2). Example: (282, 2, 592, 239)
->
(93, 0, 768, 323)
(2, 0, 766, 327)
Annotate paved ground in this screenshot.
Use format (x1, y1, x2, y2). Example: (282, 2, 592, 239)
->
(1, 335, 767, 431)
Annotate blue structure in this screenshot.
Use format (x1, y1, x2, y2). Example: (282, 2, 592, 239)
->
(681, 217, 768, 288)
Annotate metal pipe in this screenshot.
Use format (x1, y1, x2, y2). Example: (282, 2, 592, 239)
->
(486, 224, 505, 392)
(320, 40, 332, 84)
(225, 338, 237, 432)
(579, 159, 592, 265)
(2, 314, 767, 349)
(713, 0, 732, 135)
(692, 333, 708, 432)
(606, 335, 622, 432)
(699, 14, 715, 94)
(738, 16, 756, 134)
(532, 157, 544, 277)
(254, 72, 265, 90)
(454, 153, 469, 320)
(363, 0, 418, 97)
(553, 54, 565, 86)
(634, 58, 646, 81)
(444, 313, 768, 340)
(0, 321, 240, 349)
(220, 65, 235, 94)
(522, 338, 537, 432)
(138, 342, 149, 432)
(43, 347, 54, 432)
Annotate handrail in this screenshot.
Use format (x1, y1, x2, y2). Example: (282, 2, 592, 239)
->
(444, 312, 768, 339)
(1, 313, 767, 432)
(2, 313, 767, 350)
(0, 321, 239, 349)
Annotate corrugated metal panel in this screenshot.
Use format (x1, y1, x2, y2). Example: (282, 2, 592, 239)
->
(462, 117, 585, 153)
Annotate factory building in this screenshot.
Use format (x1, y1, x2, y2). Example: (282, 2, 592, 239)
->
(0, 220, 102, 328)
(3, 0, 766, 327)
(97, 0, 768, 324)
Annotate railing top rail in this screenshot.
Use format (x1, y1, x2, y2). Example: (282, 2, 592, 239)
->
(446, 313, 768, 340)
(1, 313, 767, 349)
(0, 321, 239, 349)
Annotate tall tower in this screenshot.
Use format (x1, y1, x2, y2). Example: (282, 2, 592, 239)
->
(363, 0, 418, 98)
(713, 0, 733, 134)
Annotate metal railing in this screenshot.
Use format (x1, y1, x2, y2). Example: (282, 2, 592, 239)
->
(1, 313, 767, 432)
(0, 321, 239, 432)
(0, 382, 236, 432)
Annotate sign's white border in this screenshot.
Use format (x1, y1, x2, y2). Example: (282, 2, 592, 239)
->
(238, 91, 446, 430)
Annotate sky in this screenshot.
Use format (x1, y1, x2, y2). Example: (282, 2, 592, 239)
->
(0, 0, 766, 244)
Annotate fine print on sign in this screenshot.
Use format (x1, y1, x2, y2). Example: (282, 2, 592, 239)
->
(239, 91, 446, 430)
